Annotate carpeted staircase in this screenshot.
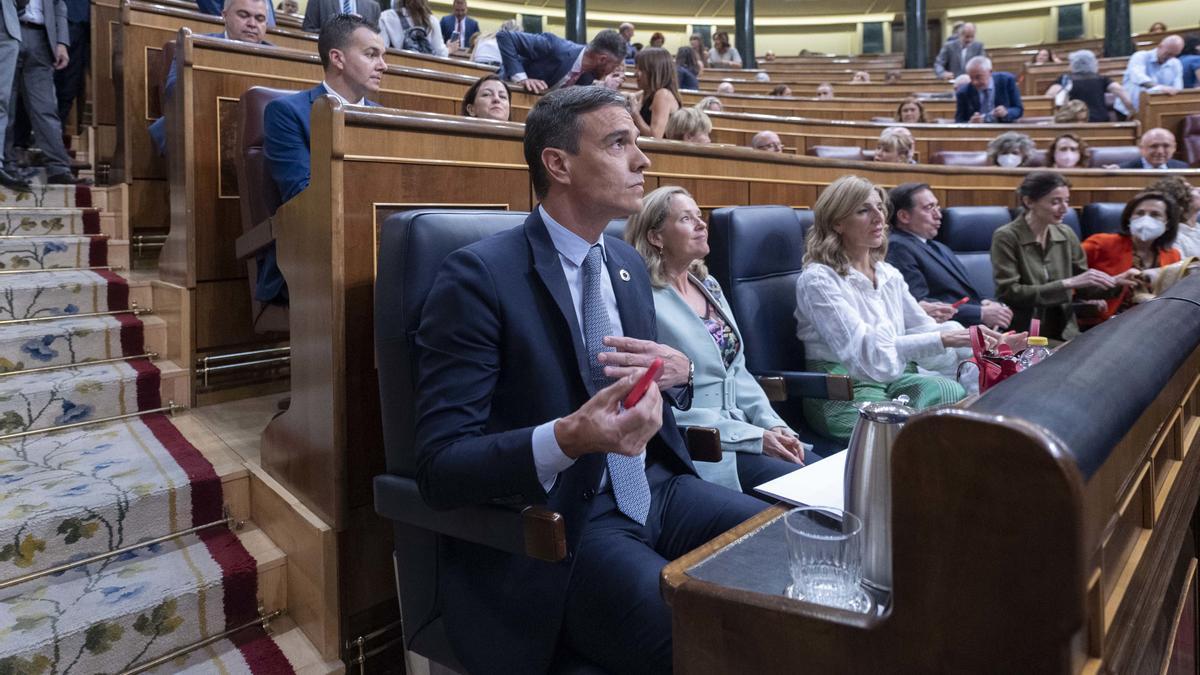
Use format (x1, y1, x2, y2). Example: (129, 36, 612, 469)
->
(0, 179, 302, 674)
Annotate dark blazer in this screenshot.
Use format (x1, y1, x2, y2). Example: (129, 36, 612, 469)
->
(438, 13, 477, 45)
(1117, 157, 1189, 169)
(301, 0, 380, 31)
(496, 31, 588, 86)
(955, 71, 1023, 123)
(886, 229, 987, 326)
(413, 210, 697, 673)
(677, 66, 698, 90)
(258, 84, 378, 303)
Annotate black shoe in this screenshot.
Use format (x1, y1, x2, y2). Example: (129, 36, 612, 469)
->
(0, 168, 31, 191)
(47, 172, 92, 186)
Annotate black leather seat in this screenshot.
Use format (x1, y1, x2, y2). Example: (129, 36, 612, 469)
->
(1081, 203, 1125, 239)
(707, 205, 851, 457)
(936, 206, 1014, 299)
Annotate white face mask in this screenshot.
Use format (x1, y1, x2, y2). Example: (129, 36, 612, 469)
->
(997, 153, 1022, 168)
(1054, 151, 1080, 167)
(1130, 215, 1166, 242)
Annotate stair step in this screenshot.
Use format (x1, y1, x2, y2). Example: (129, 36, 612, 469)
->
(0, 234, 109, 270)
(0, 313, 149, 374)
(0, 208, 101, 236)
(0, 183, 93, 209)
(0, 269, 130, 320)
(0, 360, 163, 434)
(272, 617, 345, 675)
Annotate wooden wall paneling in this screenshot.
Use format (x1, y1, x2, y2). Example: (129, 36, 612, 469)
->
(129, 179, 168, 232)
(683, 91, 1055, 122)
(91, 0, 120, 169)
(194, 279, 258, 350)
(1140, 89, 1200, 163)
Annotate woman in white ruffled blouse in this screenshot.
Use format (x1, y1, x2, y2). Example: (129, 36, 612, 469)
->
(794, 175, 1021, 442)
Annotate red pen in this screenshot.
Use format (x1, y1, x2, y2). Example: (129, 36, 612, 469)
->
(623, 358, 664, 409)
(951, 296, 970, 309)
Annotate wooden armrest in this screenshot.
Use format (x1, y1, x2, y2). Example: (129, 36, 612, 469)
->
(757, 371, 854, 401)
(522, 506, 566, 561)
(684, 426, 723, 463)
(235, 217, 276, 260)
(757, 376, 786, 402)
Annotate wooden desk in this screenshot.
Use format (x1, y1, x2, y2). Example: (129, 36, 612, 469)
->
(682, 90, 1055, 122)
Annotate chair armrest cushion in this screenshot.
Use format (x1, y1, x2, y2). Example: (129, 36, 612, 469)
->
(757, 370, 854, 401)
(373, 474, 566, 562)
(682, 426, 723, 463)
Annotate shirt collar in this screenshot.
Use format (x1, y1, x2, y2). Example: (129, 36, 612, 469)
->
(321, 81, 366, 106)
(540, 205, 607, 267)
(1142, 157, 1165, 170)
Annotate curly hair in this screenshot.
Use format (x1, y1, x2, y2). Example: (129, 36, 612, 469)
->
(986, 131, 1036, 166)
(804, 175, 890, 276)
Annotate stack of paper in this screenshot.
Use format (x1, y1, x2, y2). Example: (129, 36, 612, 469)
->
(754, 450, 847, 510)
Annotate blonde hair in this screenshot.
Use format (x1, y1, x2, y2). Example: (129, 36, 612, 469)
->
(694, 96, 722, 112)
(625, 186, 709, 287)
(877, 126, 913, 161)
(664, 107, 712, 140)
(804, 175, 890, 276)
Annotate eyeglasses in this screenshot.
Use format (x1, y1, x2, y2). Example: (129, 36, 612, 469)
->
(917, 202, 941, 213)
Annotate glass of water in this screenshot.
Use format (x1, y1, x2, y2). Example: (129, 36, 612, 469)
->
(783, 506, 871, 613)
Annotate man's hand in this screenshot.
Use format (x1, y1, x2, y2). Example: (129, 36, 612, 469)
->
(991, 105, 1008, 119)
(980, 299, 1012, 329)
(1160, 86, 1180, 96)
(54, 44, 69, 70)
(969, 112, 984, 123)
(919, 300, 957, 323)
(599, 336, 692, 388)
(553, 370, 663, 459)
(763, 427, 804, 465)
(522, 79, 548, 94)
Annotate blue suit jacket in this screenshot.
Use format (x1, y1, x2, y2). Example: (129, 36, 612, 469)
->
(255, 84, 378, 304)
(438, 14, 477, 45)
(413, 210, 697, 673)
(495, 31, 588, 86)
(955, 71, 1023, 123)
(886, 229, 987, 326)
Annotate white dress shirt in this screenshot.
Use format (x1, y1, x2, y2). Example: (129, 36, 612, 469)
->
(321, 80, 365, 106)
(1117, 48, 1183, 114)
(21, 0, 45, 25)
(794, 261, 959, 383)
(1175, 222, 1200, 258)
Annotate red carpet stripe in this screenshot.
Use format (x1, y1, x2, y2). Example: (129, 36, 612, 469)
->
(130, 358, 162, 410)
(116, 313, 145, 356)
(96, 269, 129, 310)
(200, 527, 260, 627)
(75, 184, 92, 207)
(231, 625, 297, 674)
(88, 235, 108, 267)
(141, 413, 223, 526)
(82, 209, 99, 234)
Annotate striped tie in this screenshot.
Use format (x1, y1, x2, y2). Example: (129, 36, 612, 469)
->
(341, 0, 351, 14)
(581, 244, 650, 525)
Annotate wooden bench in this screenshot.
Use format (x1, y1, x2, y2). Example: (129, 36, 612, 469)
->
(681, 90, 1055, 122)
(695, 80, 955, 98)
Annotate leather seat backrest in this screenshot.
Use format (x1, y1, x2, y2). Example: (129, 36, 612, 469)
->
(707, 206, 806, 376)
(794, 208, 814, 239)
(235, 87, 296, 232)
(375, 210, 531, 476)
(1088, 145, 1141, 168)
(1008, 206, 1081, 239)
(1082, 202, 1126, 238)
(807, 145, 867, 161)
(931, 150, 989, 166)
(1026, 149, 1048, 167)
(937, 207, 1014, 252)
(1182, 114, 1200, 167)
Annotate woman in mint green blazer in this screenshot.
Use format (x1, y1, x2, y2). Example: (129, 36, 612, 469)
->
(626, 186, 807, 497)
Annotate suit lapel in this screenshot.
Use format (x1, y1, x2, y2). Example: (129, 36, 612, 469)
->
(911, 233, 981, 297)
(526, 212, 594, 394)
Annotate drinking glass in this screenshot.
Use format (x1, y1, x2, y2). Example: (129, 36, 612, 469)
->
(783, 506, 872, 612)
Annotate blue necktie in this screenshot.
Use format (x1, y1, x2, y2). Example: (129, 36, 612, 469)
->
(582, 244, 650, 525)
(341, 0, 351, 14)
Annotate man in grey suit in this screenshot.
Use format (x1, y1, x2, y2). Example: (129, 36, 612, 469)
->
(5, 0, 85, 184)
(302, 0, 380, 33)
(934, 22, 985, 80)
(0, 0, 30, 189)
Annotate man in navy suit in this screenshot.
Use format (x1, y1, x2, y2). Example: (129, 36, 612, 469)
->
(258, 14, 384, 304)
(955, 56, 1023, 123)
(497, 28, 624, 94)
(438, 0, 477, 49)
(414, 86, 764, 674)
(149, 0, 273, 155)
(886, 183, 1013, 329)
(1117, 128, 1189, 169)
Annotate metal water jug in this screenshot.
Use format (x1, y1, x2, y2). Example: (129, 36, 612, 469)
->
(843, 395, 916, 595)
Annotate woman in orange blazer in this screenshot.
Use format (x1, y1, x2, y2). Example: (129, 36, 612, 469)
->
(1082, 190, 1181, 324)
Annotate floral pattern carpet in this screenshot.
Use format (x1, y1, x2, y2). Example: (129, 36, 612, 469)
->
(0, 190, 295, 673)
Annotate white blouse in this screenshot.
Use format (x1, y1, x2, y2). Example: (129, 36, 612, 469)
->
(379, 7, 449, 57)
(794, 261, 959, 383)
(1175, 223, 1200, 258)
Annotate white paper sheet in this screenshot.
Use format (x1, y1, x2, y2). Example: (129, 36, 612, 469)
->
(754, 450, 846, 510)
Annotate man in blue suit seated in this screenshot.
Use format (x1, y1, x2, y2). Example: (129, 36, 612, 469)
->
(148, 0, 273, 154)
(414, 86, 766, 674)
(497, 28, 625, 94)
(886, 183, 1013, 329)
(1117, 128, 1189, 169)
(258, 14, 385, 304)
(955, 56, 1023, 123)
(438, 0, 477, 50)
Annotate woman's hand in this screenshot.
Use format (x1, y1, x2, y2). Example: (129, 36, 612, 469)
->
(763, 428, 805, 465)
(1063, 268, 1117, 290)
(919, 300, 957, 322)
(939, 328, 973, 349)
(1113, 268, 1142, 287)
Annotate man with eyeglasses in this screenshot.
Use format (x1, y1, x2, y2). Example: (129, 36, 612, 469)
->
(750, 130, 783, 152)
(885, 182, 1012, 329)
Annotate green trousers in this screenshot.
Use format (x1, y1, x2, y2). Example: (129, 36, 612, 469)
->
(802, 360, 967, 444)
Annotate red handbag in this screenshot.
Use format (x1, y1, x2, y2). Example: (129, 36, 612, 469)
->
(965, 325, 1022, 393)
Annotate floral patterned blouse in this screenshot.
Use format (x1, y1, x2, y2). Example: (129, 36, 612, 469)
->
(699, 277, 740, 370)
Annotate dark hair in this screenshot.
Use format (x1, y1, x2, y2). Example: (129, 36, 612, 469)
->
(1048, 132, 1091, 167)
(317, 14, 379, 69)
(887, 182, 932, 228)
(1030, 47, 1056, 63)
(769, 84, 791, 96)
(1184, 34, 1200, 56)
(461, 73, 510, 118)
(1120, 190, 1180, 250)
(895, 97, 926, 123)
(396, 0, 433, 28)
(713, 31, 730, 48)
(1016, 171, 1071, 209)
(674, 45, 699, 75)
(524, 87, 629, 199)
(650, 32, 665, 45)
(587, 29, 626, 62)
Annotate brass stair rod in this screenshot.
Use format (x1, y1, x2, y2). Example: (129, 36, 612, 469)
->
(0, 402, 184, 442)
(197, 346, 291, 366)
(0, 265, 123, 275)
(0, 352, 158, 378)
(0, 305, 148, 326)
(118, 609, 286, 675)
(0, 515, 234, 592)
